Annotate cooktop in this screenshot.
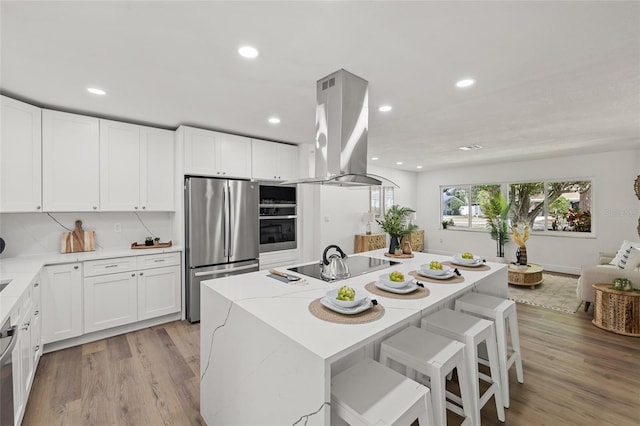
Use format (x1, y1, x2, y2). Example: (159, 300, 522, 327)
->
(288, 256, 400, 282)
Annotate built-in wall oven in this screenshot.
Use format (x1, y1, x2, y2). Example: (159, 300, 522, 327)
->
(259, 183, 297, 253)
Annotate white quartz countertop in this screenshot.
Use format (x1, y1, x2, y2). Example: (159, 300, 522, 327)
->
(0, 245, 183, 325)
(203, 250, 506, 362)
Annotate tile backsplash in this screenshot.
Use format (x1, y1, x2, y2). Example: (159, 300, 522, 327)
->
(0, 211, 174, 258)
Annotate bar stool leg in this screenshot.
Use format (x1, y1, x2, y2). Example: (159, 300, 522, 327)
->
(486, 327, 506, 421)
(495, 315, 510, 407)
(455, 355, 474, 424)
(508, 310, 524, 384)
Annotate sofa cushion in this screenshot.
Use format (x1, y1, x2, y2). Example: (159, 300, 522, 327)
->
(609, 240, 640, 269)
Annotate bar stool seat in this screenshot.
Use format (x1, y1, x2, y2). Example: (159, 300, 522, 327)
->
(455, 292, 524, 408)
(380, 326, 474, 426)
(422, 308, 506, 425)
(331, 358, 435, 426)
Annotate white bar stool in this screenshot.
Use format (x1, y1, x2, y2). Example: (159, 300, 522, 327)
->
(455, 292, 524, 408)
(331, 358, 435, 426)
(421, 308, 506, 425)
(380, 326, 474, 426)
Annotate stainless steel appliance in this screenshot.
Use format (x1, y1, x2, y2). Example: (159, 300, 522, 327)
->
(185, 177, 259, 323)
(259, 183, 297, 253)
(288, 256, 399, 282)
(0, 317, 17, 426)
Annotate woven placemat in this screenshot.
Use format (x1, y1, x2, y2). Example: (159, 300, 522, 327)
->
(409, 270, 465, 284)
(441, 260, 491, 271)
(308, 298, 385, 324)
(364, 282, 430, 299)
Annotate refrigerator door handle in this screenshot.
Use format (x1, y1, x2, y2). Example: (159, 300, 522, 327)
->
(228, 185, 234, 258)
(223, 183, 228, 258)
(194, 264, 259, 277)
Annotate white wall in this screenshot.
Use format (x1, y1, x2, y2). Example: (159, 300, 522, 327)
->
(416, 149, 640, 274)
(0, 211, 174, 258)
(300, 165, 419, 262)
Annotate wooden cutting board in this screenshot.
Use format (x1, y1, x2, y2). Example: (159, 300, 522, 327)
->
(61, 220, 95, 253)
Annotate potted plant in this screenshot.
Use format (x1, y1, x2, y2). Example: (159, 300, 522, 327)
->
(376, 205, 418, 254)
(154, 237, 161, 246)
(511, 225, 530, 265)
(480, 191, 510, 258)
(441, 220, 449, 229)
(145, 236, 154, 246)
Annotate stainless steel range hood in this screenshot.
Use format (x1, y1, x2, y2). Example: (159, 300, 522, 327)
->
(284, 69, 396, 187)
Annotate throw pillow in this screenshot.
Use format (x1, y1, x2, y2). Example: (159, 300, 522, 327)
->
(609, 240, 640, 267)
(617, 246, 640, 270)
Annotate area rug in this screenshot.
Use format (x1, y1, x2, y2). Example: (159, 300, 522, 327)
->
(508, 272, 582, 314)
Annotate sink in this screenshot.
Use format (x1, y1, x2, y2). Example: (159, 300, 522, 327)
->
(0, 279, 12, 292)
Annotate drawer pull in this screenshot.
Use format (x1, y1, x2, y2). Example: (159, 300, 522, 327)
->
(104, 265, 118, 269)
(131, 273, 136, 277)
(34, 310, 39, 316)
(74, 265, 79, 270)
(33, 282, 39, 287)
(34, 345, 40, 352)
(154, 259, 165, 263)
(21, 322, 30, 331)
(139, 272, 144, 276)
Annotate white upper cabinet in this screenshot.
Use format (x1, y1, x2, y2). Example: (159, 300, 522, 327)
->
(183, 126, 251, 178)
(0, 96, 42, 212)
(42, 109, 100, 212)
(251, 139, 298, 181)
(100, 120, 174, 211)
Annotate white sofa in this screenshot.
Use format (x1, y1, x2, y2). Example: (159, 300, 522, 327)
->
(577, 251, 640, 312)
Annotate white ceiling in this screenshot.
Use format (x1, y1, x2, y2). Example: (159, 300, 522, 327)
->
(1, 1, 639, 172)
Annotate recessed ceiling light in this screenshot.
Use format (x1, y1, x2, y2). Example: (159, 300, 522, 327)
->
(371, 157, 379, 161)
(268, 117, 281, 124)
(238, 45, 259, 58)
(378, 105, 392, 112)
(396, 161, 403, 165)
(416, 165, 423, 169)
(456, 79, 475, 88)
(458, 144, 483, 151)
(87, 87, 106, 95)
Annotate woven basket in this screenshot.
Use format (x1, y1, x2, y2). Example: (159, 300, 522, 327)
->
(593, 285, 640, 337)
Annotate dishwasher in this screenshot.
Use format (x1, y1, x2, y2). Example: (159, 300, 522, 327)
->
(0, 317, 17, 425)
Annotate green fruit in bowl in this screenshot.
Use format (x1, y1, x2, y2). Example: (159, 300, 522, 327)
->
(461, 252, 474, 260)
(336, 285, 356, 301)
(389, 271, 405, 282)
(429, 261, 443, 270)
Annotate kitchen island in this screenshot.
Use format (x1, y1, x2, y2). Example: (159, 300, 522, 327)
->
(200, 250, 507, 425)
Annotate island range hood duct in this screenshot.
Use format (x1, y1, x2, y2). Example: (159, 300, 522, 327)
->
(284, 69, 396, 187)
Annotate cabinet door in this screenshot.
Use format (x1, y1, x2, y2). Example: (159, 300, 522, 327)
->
(12, 331, 23, 423)
(183, 126, 218, 176)
(99, 119, 141, 211)
(277, 143, 298, 181)
(84, 272, 138, 333)
(19, 307, 33, 410)
(0, 96, 42, 212)
(42, 263, 83, 344)
(217, 132, 251, 178)
(251, 138, 278, 180)
(42, 110, 100, 211)
(141, 127, 174, 211)
(137, 265, 181, 321)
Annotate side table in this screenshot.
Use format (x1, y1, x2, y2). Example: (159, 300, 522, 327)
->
(508, 263, 544, 288)
(354, 233, 386, 253)
(592, 284, 640, 337)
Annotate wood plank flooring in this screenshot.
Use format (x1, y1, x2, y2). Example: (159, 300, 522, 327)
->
(23, 304, 640, 425)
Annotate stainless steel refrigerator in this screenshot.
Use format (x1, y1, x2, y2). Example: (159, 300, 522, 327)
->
(185, 177, 259, 323)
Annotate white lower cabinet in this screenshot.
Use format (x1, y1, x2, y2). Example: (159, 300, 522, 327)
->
(84, 272, 138, 333)
(11, 274, 41, 425)
(42, 263, 83, 344)
(137, 265, 181, 321)
(83, 252, 181, 333)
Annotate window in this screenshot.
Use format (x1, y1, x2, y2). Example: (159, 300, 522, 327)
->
(440, 179, 593, 234)
(370, 186, 395, 218)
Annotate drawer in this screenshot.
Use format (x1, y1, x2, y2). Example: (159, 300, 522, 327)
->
(84, 256, 137, 277)
(137, 252, 181, 270)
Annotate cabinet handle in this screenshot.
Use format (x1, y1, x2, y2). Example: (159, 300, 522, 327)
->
(217, 171, 221, 175)
(222, 172, 226, 175)
(33, 282, 39, 287)
(21, 322, 30, 331)
(34, 310, 39, 316)
(34, 345, 40, 352)
(104, 265, 118, 269)
(142, 206, 146, 210)
(139, 272, 144, 276)
(134, 206, 138, 210)
(153, 259, 165, 263)
(131, 273, 135, 277)
(36, 206, 41, 210)
(74, 265, 79, 270)
(93, 206, 97, 210)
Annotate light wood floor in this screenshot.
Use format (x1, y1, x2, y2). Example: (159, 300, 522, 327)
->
(23, 304, 640, 425)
